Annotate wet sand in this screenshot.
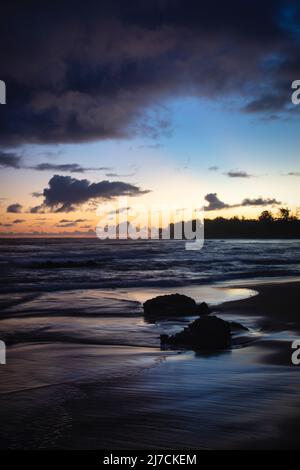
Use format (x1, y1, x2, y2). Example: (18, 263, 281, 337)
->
(0, 281, 300, 449)
(217, 281, 300, 329)
(60, 280, 300, 450)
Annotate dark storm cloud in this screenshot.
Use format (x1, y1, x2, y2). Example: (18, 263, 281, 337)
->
(226, 170, 253, 178)
(35, 174, 150, 212)
(0, 0, 299, 146)
(205, 193, 281, 211)
(6, 203, 23, 213)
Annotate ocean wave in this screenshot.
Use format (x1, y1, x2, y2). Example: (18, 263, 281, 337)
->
(0, 239, 299, 294)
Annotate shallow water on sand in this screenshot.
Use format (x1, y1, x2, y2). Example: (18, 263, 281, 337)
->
(0, 284, 256, 395)
(1, 336, 300, 449)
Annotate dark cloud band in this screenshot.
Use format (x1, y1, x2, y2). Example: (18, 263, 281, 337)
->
(0, 0, 299, 146)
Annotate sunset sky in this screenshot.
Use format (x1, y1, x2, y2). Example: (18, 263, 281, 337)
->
(0, 1, 300, 235)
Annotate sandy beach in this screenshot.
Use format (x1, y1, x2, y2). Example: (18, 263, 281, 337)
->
(1, 279, 299, 449)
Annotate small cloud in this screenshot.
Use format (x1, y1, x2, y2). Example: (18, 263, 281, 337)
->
(58, 218, 89, 224)
(0, 154, 112, 174)
(225, 170, 253, 178)
(29, 205, 45, 214)
(12, 219, 25, 224)
(241, 197, 281, 207)
(243, 94, 288, 114)
(30, 163, 112, 173)
(0, 151, 22, 169)
(204, 193, 230, 211)
(108, 206, 131, 215)
(138, 143, 164, 149)
(7, 203, 23, 213)
(208, 166, 219, 171)
(105, 172, 136, 178)
(56, 222, 77, 228)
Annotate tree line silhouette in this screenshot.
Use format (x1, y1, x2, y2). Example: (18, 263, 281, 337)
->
(169, 208, 300, 239)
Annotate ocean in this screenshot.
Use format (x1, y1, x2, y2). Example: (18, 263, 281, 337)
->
(1, 238, 300, 293)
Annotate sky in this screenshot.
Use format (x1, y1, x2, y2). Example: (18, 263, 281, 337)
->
(0, 0, 300, 236)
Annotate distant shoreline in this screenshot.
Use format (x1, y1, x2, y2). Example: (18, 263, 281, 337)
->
(1, 236, 300, 240)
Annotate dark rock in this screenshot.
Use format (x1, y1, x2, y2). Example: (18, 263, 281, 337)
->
(196, 302, 211, 315)
(230, 321, 249, 331)
(160, 315, 231, 350)
(143, 293, 197, 317)
(160, 334, 169, 343)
